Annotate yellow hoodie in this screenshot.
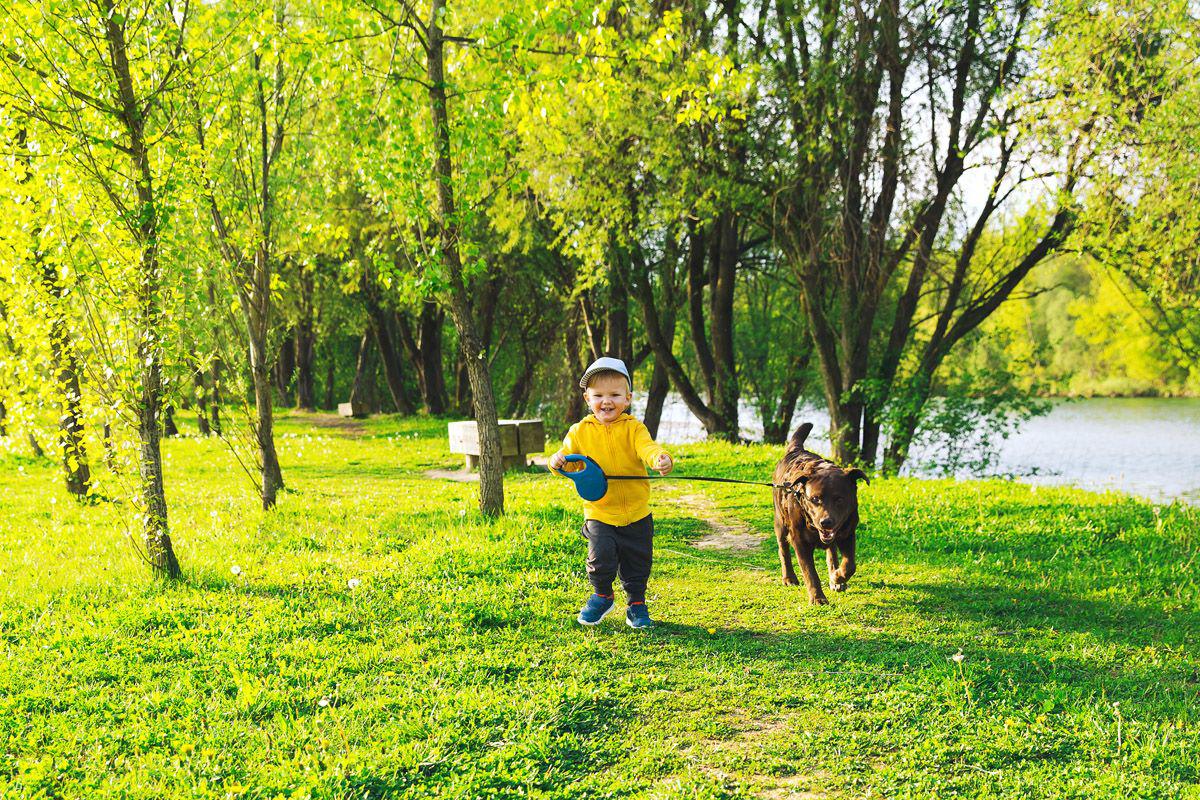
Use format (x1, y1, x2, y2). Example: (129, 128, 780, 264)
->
(553, 413, 670, 526)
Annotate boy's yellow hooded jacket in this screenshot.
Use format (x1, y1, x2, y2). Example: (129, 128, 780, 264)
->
(554, 413, 669, 526)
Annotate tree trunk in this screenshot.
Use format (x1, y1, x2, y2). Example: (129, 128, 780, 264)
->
(606, 259, 631, 362)
(643, 353, 670, 439)
(194, 366, 212, 436)
(295, 271, 316, 411)
(363, 283, 415, 414)
(163, 405, 179, 438)
(762, 353, 810, 445)
(323, 353, 336, 410)
(104, 3, 180, 578)
(454, 353, 471, 415)
(428, 0, 503, 516)
(563, 316, 587, 425)
(507, 343, 535, 417)
(397, 302, 449, 415)
(19, 126, 90, 496)
(209, 357, 222, 436)
(349, 329, 374, 408)
(40, 243, 91, 497)
(249, 331, 284, 508)
(274, 327, 295, 400)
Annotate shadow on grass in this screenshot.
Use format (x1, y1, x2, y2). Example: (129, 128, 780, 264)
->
(899, 581, 1200, 649)
(650, 619, 1199, 711)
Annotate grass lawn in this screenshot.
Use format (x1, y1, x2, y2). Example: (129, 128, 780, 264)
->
(1, 413, 1198, 799)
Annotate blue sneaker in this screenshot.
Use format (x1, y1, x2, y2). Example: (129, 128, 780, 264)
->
(576, 594, 614, 626)
(626, 603, 654, 629)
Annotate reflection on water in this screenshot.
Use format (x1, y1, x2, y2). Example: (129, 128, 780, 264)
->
(631, 395, 1200, 505)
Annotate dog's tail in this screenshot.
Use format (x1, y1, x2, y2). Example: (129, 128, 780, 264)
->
(787, 422, 813, 453)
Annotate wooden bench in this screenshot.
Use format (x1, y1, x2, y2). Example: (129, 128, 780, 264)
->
(448, 419, 545, 471)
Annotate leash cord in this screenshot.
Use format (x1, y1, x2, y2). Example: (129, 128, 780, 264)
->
(598, 473, 802, 497)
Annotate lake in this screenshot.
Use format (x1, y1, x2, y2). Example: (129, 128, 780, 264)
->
(631, 395, 1200, 505)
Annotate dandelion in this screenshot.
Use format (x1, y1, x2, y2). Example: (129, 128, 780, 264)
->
(707, 628, 717, 635)
(179, 742, 195, 756)
(230, 565, 242, 576)
(347, 578, 361, 590)
(459, 509, 466, 517)
(951, 649, 965, 664)
(317, 696, 330, 708)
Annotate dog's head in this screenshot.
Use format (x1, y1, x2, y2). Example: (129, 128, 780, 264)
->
(795, 466, 869, 543)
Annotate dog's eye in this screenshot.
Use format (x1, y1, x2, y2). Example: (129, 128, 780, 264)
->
(810, 496, 822, 505)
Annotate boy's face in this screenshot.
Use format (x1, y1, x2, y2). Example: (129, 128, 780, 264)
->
(584, 373, 632, 424)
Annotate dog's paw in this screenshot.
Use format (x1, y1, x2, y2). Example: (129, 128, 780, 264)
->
(830, 580, 847, 592)
(810, 595, 829, 606)
(782, 576, 800, 587)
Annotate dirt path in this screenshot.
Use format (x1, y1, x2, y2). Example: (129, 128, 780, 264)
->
(661, 490, 766, 551)
(304, 413, 367, 437)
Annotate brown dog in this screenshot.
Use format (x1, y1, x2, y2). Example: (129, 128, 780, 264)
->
(772, 423, 869, 604)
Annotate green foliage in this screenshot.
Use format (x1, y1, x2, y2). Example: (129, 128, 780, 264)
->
(1, 415, 1198, 797)
(963, 256, 1199, 397)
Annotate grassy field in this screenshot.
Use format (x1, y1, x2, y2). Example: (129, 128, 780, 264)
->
(1, 413, 1198, 799)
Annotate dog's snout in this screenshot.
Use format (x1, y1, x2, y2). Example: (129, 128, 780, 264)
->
(820, 517, 834, 529)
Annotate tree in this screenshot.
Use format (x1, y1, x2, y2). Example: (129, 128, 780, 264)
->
(1, 0, 192, 577)
(188, 0, 321, 508)
(1045, 0, 1200, 363)
(754, 0, 1086, 467)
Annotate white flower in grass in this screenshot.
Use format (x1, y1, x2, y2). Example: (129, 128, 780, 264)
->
(317, 696, 330, 708)
(459, 509, 466, 517)
(230, 565, 242, 576)
(951, 649, 965, 664)
(347, 578, 361, 590)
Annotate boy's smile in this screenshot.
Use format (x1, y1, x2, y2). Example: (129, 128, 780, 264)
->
(585, 373, 632, 424)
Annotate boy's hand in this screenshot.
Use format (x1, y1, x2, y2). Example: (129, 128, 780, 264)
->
(654, 453, 673, 476)
(548, 452, 567, 471)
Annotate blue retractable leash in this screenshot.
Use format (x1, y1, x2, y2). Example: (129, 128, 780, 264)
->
(553, 454, 801, 502)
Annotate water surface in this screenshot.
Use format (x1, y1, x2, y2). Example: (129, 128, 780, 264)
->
(632, 395, 1200, 505)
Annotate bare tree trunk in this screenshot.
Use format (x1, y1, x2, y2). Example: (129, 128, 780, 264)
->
(428, 0, 503, 515)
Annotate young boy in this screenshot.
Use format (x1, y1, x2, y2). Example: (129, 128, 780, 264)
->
(549, 356, 673, 629)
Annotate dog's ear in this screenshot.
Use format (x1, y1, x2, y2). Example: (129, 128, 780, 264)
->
(845, 468, 870, 485)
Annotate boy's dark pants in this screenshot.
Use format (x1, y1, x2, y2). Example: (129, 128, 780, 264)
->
(583, 514, 653, 604)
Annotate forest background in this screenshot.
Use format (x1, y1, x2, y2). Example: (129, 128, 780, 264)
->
(1, 0, 1198, 569)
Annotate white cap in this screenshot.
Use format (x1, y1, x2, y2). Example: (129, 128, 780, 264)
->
(579, 356, 631, 390)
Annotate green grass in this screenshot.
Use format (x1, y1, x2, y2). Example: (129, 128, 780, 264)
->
(1, 412, 1198, 798)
